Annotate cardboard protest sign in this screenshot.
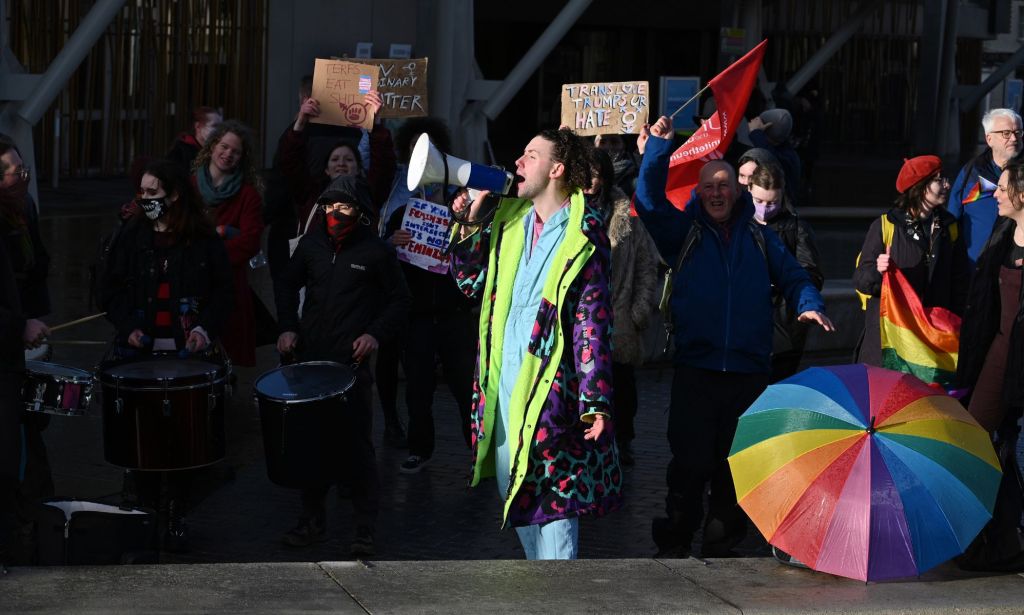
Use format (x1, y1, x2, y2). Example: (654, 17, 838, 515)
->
(310, 58, 380, 130)
(372, 58, 429, 118)
(560, 81, 650, 136)
(395, 198, 451, 274)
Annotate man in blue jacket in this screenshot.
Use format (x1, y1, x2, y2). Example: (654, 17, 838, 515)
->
(949, 108, 1022, 268)
(635, 115, 834, 558)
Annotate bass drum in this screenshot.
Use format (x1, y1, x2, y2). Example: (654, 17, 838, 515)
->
(99, 357, 228, 470)
(254, 361, 356, 488)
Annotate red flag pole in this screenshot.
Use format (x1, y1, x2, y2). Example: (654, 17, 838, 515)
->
(668, 84, 711, 120)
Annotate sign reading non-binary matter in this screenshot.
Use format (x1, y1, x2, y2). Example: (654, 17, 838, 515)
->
(395, 198, 450, 274)
(372, 58, 429, 118)
(310, 58, 379, 130)
(560, 81, 650, 136)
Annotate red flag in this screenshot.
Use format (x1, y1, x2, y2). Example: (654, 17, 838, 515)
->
(665, 40, 767, 209)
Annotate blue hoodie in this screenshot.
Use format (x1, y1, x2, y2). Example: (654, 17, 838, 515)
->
(635, 135, 826, 373)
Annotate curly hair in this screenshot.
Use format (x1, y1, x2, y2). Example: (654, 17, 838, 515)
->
(395, 117, 451, 163)
(1002, 162, 1024, 212)
(537, 127, 593, 194)
(192, 119, 264, 195)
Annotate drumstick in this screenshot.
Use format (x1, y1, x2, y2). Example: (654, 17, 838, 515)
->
(46, 340, 107, 345)
(48, 312, 107, 333)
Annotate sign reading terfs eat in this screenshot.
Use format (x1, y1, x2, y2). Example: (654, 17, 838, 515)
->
(310, 58, 380, 130)
(560, 81, 650, 136)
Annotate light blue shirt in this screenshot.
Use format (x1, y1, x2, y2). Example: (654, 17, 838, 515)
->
(495, 205, 571, 498)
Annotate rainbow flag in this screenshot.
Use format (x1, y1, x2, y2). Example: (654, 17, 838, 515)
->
(962, 175, 997, 205)
(879, 268, 960, 388)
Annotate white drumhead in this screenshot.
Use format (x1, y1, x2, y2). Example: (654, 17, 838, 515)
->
(25, 343, 52, 362)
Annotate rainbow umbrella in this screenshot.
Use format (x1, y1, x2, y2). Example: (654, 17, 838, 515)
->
(728, 364, 1000, 582)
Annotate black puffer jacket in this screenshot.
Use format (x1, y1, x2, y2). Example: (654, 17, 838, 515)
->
(100, 218, 234, 342)
(765, 206, 824, 353)
(275, 220, 411, 363)
(853, 207, 969, 365)
(0, 196, 50, 318)
(0, 241, 25, 373)
(958, 217, 1024, 407)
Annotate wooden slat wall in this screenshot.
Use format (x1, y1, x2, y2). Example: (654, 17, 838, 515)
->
(8, 0, 267, 178)
(762, 0, 921, 154)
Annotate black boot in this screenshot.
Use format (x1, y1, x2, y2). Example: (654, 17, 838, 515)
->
(652, 492, 692, 557)
(164, 498, 189, 553)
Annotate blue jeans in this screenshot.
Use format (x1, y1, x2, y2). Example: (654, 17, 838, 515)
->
(514, 518, 579, 560)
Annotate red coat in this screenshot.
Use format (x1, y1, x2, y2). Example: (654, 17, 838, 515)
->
(191, 177, 264, 365)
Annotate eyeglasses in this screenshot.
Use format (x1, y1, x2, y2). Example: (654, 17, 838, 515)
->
(2, 167, 29, 180)
(321, 202, 356, 213)
(989, 129, 1023, 141)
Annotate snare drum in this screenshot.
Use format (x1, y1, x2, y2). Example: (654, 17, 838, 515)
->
(99, 357, 228, 471)
(22, 361, 94, 416)
(254, 361, 356, 488)
(25, 342, 52, 362)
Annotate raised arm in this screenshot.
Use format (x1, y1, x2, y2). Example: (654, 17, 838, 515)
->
(634, 116, 692, 263)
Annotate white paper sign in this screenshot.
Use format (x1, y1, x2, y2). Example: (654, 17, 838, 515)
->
(395, 198, 451, 274)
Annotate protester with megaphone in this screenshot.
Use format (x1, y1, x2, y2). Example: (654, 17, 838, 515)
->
(448, 127, 622, 560)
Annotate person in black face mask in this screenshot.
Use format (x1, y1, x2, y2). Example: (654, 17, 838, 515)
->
(103, 159, 233, 356)
(274, 174, 411, 558)
(100, 159, 233, 552)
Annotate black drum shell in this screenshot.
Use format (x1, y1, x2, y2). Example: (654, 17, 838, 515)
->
(256, 393, 353, 489)
(254, 361, 356, 489)
(99, 358, 227, 471)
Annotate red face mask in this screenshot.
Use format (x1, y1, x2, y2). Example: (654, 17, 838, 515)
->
(325, 210, 358, 248)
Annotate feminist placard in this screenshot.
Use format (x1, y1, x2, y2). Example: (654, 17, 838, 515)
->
(310, 58, 380, 130)
(395, 198, 450, 274)
(560, 81, 650, 136)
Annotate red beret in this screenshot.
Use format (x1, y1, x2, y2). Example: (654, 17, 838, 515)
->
(896, 155, 942, 193)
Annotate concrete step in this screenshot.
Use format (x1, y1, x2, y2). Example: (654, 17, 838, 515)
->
(3, 557, 1023, 614)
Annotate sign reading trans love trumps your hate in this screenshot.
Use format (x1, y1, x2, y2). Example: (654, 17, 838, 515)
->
(560, 81, 650, 136)
(395, 198, 451, 274)
(310, 58, 380, 130)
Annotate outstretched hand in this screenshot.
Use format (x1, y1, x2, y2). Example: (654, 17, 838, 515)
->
(583, 414, 608, 441)
(798, 310, 836, 332)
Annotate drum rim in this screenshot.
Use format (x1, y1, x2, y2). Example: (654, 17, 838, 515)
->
(22, 405, 89, 417)
(25, 360, 94, 382)
(97, 357, 227, 386)
(254, 360, 356, 402)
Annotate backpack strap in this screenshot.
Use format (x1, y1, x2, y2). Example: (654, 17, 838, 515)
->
(674, 219, 703, 272)
(880, 214, 894, 249)
(855, 214, 893, 311)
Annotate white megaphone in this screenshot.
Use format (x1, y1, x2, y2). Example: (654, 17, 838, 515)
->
(407, 133, 514, 196)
